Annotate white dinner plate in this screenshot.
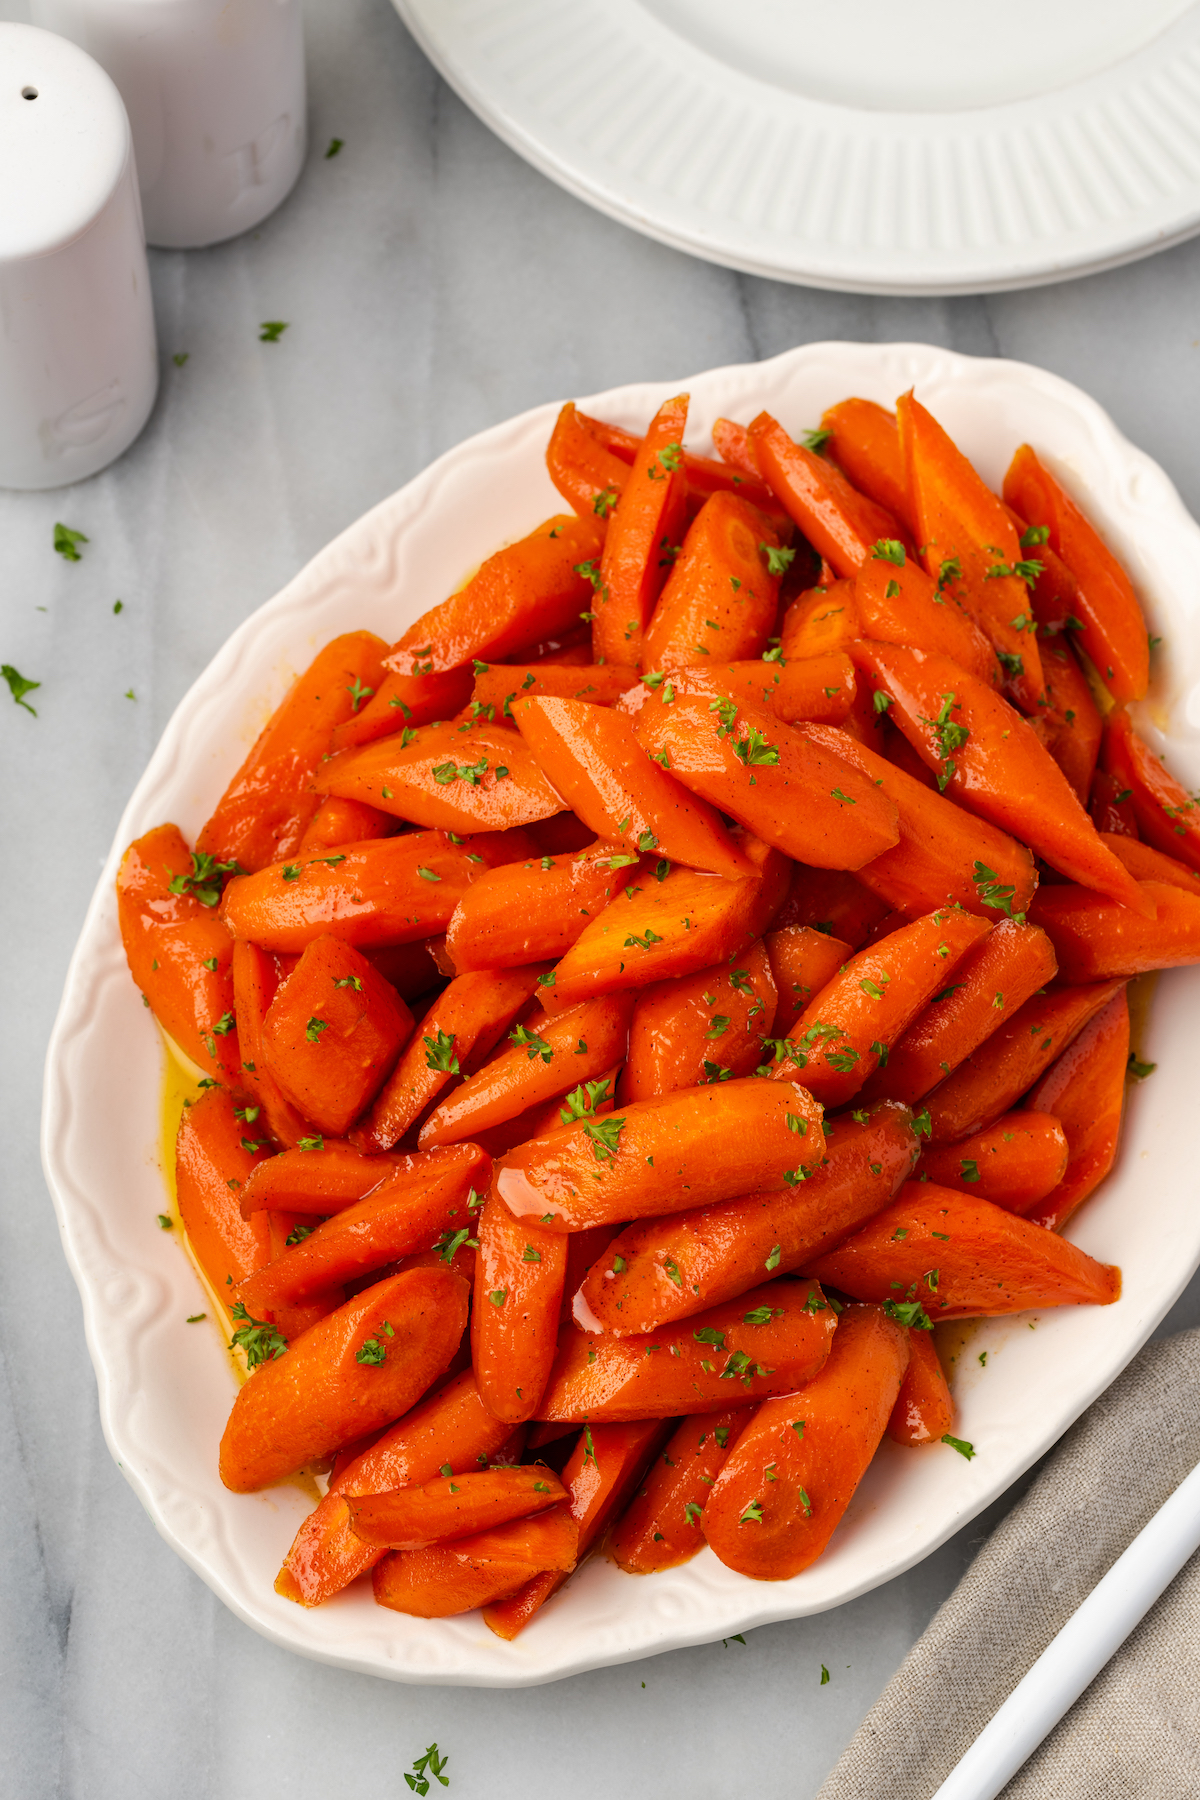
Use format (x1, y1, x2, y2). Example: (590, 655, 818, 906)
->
(392, 0, 1200, 295)
(41, 342, 1200, 1686)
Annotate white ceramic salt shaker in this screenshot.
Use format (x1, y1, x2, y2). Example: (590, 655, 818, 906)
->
(30, 0, 306, 249)
(0, 25, 158, 490)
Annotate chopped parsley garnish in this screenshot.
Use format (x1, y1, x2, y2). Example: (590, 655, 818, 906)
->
(922, 691, 969, 790)
(305, 1016, 329, 1044)
(732, 727, 779, 768)
(973, 861, 1026, 922)
(404, 1744, 449, 1795)
(760, 543, 796, 578)
(510, 1023, 553, 1064)
(883, 1298, 933, 1331)
(297, 1134, 324, 1151)
(871, 539, 906, 566)
(230, 1302, 287, 1369)
(583, 1115, 625, 1161)
(559, 1079, 611, 1124)
(942, 1434, 976, 1460)
(54, 522, 88, 561)
(259, 320, 289, 342)
(167, 850, 242, 908)
(2, 664, 40, 714)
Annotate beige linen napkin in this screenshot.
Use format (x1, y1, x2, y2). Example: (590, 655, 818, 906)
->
(817, 1326, 1200, 1800)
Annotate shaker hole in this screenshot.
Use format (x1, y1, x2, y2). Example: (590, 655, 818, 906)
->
(22, 86, 39, 100)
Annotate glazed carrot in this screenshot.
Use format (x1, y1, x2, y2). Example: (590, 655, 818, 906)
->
(276, 1367, 515, 1605)
(850, 642, 1149, 913)
(1102, 833, 1200, 893)
(373, 1508, 581, 1618)
(513, 694, 754, 878)
(886, 1327, 953, 1447)
(419, 993, 634, 1147)
(296, 797, 397, 854)
(773, 862, 891, 949)
(234, 1143, 489, 1313)
(538, 1280, 837, 1422)
(610, 1409, 748, 1572)
(175, 1086, 273, 1293)
(116, 824, 243, 1083)
(472, 1196, 567, 1423)
(924, 980, 1126, 1143)
(1028, 881, 1200, 981)
(493, 1076, 823, 1232)
(749, 411, 907, 578)
(633, 691, 900, 870)
(805, 1181, 1121, 1317)
(702, 1304, 908, 1579)
(546, 402, 631, 517)
(316, 717, 566, 835)
(473, 661, 638, 715)
(220, 833, 480, 953)
(641, 492, 782, 671)
(855, 546, 1002, 688)
(1034, 636, 1102, 805)
(593, 395, 690, 665)
(219, 1266, 469, 1493)
(711, 416, 762, 477)
(259, 935, 413, 1136)
(349, 1467, 567, 1548)
(387, 514, 605, 674)
(574, 1101, 920, 1335)
(765, 925, 852, 1038)
(897, 393, 1044, 711)
(482, 1420, 668, 1640)
(1023, 989, 1130, 1233)
(578, 407, 787, 527)
(196, 632, 389, 872)
(1102, 709, 1200, 872)
(548, 836, 791, 1004)
(330, 666, 475, 753)
(860, 918, 1058, 1106)
(780, 578, 860, 660)
(771, 908, 990, 1107)
(238, 1139, 407, 1216)
(354, 966, 544, 1152)
(1090, 769, 1140, 839)
(819, 397, 915, 534)
(228, 941, 312, 1146)
(637, 654, 856, 728)
(444, 839, 636, 974)
(920, 1111, 1069, 1211)
(621, 939, 777, 1101)
(1003, 443, 1149, 702)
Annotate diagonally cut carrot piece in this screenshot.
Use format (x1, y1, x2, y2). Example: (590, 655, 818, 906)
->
(444, 839, 639, 974)
(641, 492, 782, 672)
(610, 1408, 749, 1573)
(819, 397, 915, 535)
(347, 1466, 567, 1549)
(472, 1195, 567, 1424)
(592, 395, 690, 666)
(622, 938, 777, 1101)
(919, 1111, 1068, 1211)
(1029, 881, 1200, 982)
(1102, 708, 1200, 873)
(316, 717, 566, 834)
(749, 411, 909, 578)
(1022, 988, 1130, 1233)
(886, 1326, 953, 1447)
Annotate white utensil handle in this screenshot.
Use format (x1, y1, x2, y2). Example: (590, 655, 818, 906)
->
(931, 1459, 1200, 1800)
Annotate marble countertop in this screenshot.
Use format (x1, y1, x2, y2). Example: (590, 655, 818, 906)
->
(4, 3, 1200, 1794)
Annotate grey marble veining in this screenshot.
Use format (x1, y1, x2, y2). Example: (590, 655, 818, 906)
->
(3, 4, 1200, 1796)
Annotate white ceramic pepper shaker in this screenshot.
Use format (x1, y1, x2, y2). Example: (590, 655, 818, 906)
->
(0, 25, 157, 490)
(29, 0, 306, 249)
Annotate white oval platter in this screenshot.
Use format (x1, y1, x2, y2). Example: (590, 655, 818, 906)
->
(41, 341, 1200, 1685)
(391, 0, 1200, 296)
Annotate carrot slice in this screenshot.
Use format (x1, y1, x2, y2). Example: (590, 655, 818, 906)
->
(275, 1367, 516, 1606)
(641, 492, 782, 671)
(920, 1111, 1069, 1211)
(1101, 833, 1200, 894)
(1034, 636, 1102, 805)
(749, 412, 908, 578)
(196, 632, 389, 872)
(493, 1076, 823, 1232)
(444, 839, 637, 974)
(473, 661, 638, 715)
(855, 547, 1002, 688)
(1090, 770, 1140, 839)
(711, 416, 762, 478)
(387, 514, 605, 674)
(1003, 443, 1148, 702)
(780, 578, 861, 660)
(482, 1420, 668, 1640)
(330, 666, 475, 753)
(238, 1139, 408, 1216)
(1029, 881, 1200, 982)
(259, 935, 414, 1137)
(316, 717, 566, 834)
(419, 992, 634, 1147)
(546, 402, 632, 517)
(770, 908, 990, 1107)
(1102, 708, 1200, 872)
(850, 641, 1149, 914)
(765, 925, 852, 1039)
(350, 1467, 567, 1549)
(219, 1266, 470, 1492)
(233, 1142, 489, 1313)
(635, 655, 856, 729)
(372, 1508, 581, 1618)
(772, 862, 891, 949)
(610, 1409, 749, 1573)
(537, 1280, 837, 1422)
(897, 393, 1045, 711)
(548, 835, 791, 1004)
(702, 1304, 909, 1579)
(176, 1086, 274, 1293)
(472, 1196, 567, 1423)
(1022, 989, 1130, 1232)
(220, 833, 480, 953)
(579, 407, 787, 526)
(354, 966, 544, 1152)
(622, 939, 778, 1100)
(860, 917, 1058, 1106)
(924, 980, 1126, 1143)
(592, 395, 690, 665)
(228, 941, 312, 1146)
(632, 690, 900, 871)
(805, 1181, 1121, 1317)
(574, 1100, 920, 1336)
(819, 397, 915, 535)
(886, 1327, 953, 1447)
(296, 797, 397, 854)
(116, 823, 244, 1084)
